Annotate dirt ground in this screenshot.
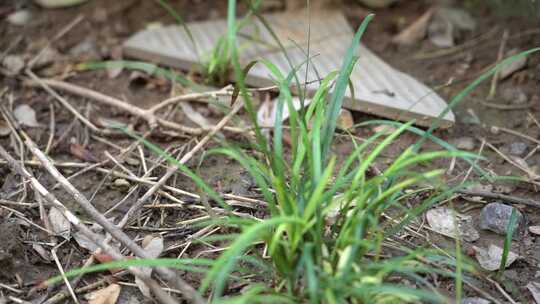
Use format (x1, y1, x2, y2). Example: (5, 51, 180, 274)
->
(1, 0, 540, 303)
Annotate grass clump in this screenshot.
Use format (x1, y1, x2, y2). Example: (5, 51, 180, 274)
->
(46, 1, 540, 302)
(190, 9, 475, 302)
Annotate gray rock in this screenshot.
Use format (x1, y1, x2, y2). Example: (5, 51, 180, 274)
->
(69, 37, 101, 61)
(2, 55, 25, 76)
(479, 202, 523, 236)
(502, 87, 528, 104)
(452, 137, 475, 151)
(33, 47, 61, 69)
(461, 297, 490, 304)
(474, 244, 518, 271)
(428, 8, 476, 48)
(7, 10, 31, 26)
(509, 142, 528, 157)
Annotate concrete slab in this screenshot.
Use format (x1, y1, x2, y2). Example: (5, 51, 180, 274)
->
(123, 11, 454, 128)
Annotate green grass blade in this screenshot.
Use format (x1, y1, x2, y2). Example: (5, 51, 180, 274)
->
(321, 14, 374, 158)
(200, 217, 304, 297)
(45, 258, 213, 287)
(155, 0, 200, 61)
(497, 207, 519, 278)
(77, 60, 204, 90)
(358, 120, 491, 179)
(121, 128, 228, 210)
(415, 47, 540, 150)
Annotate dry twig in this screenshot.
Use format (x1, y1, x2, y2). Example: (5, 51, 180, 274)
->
(25, 78, 245, 135)
(0, 144, 180, 304)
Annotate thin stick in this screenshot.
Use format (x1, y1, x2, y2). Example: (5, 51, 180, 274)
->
(121, 100, 245, 224)
(462, 138, 486, 183)
(485, 276, 518, 304)
(42, 273, 118, 304)
(457, 189, 540, 208)
(25, 71, 102, 133)
(20, 132, 203, 304)
(479, 100, 534, 110)
(45, 101, 55, 154)
(0, 159, 266, 205)
(149, 86, 232, 113)
(487, 30, 509, 100)
(51, 240, 79, 304)
(492, 125, 540, 146)
(0, 145, 178, 304)
(485, 141, 540, 181)
(25, 78, 245, 134)
(27, 14, 84, 68)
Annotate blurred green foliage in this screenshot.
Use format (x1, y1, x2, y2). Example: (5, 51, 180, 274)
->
(465, 0, 540, 18)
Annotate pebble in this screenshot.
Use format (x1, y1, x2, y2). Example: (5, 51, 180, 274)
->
(475, 244, 518, 271)
(33, 47, 61, 69)
(461, 298, 490, 304)
(452, 137, 475, 151)
(426, 207, 479, 242)
(509, 142, 528, 157)
(2, 55, 25, 76)
(502, 87, 528, 105)
(125, 157, 140, 166)
(69, 37, 101, 61)
(489, 126, 500, 135)
(479, 202, 523, 236)
(529, 226, 540, 235)
(113, 178, 130, 189)
(7, 10, 31, 26)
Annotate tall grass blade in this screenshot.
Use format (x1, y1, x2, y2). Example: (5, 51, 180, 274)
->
(497, 207, 519, 278)
(321, 14, 374, 158)
(414, 47, 540, 150)
(155, 0, 200, 61)
(77, 60, 204, 90)
(200, 217, 304, 298)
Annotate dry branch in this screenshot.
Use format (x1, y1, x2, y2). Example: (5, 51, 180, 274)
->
(25, 78, 245, 135)
(0, 144, 179, 304)
(19, 132, 204, 304)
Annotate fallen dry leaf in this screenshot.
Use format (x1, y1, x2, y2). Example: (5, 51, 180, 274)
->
(527, 281, 540, 304)
(500, 48, 528, 79)
(48, 207, 71, 239)
(257, 97, 312, 128)
(135, 235, 164, 298)
(85, 283, 121, 304)
(426, 207, 479, 242)
(474, 244, 518, 271)
(14, 104, 40, 127)
(93, 253, 134, 274)
(392, 8, 435, 45)
(70, 143, 99, 163)
(180, 102, 211, 129)
(73, 231, 99, 252)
